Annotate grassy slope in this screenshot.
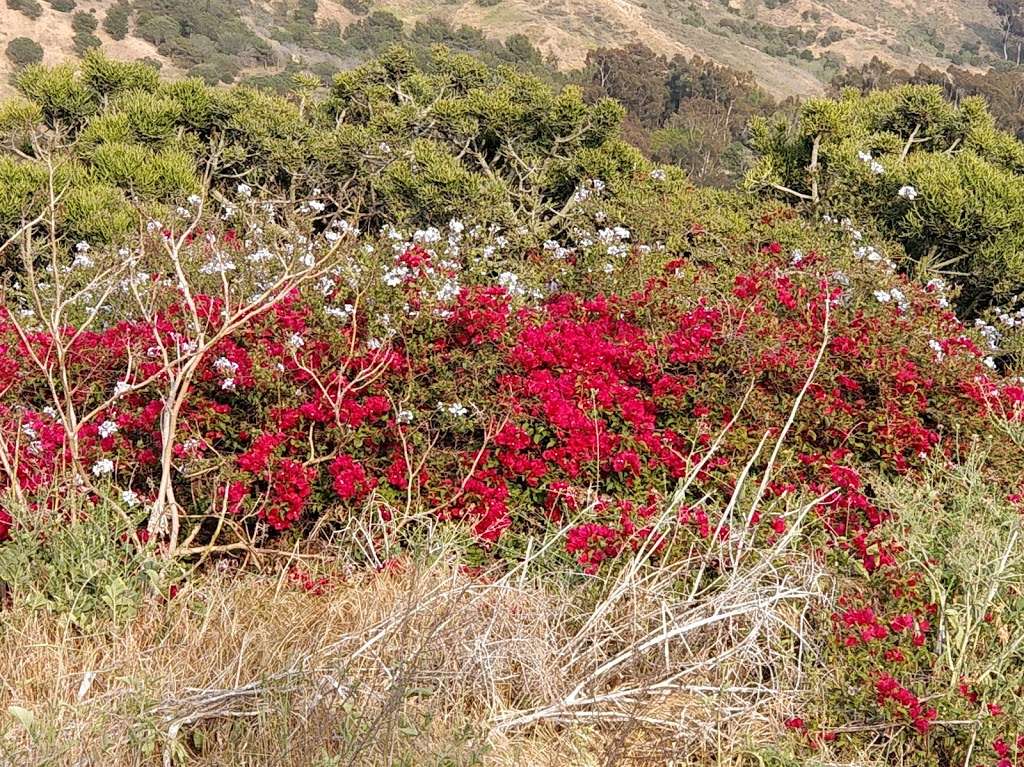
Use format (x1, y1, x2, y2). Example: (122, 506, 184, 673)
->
(0, 0, 1003, 99)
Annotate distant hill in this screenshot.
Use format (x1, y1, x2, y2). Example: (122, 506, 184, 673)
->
(0, 0, 1005, 98)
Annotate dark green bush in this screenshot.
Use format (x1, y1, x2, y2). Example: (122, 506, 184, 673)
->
(102, 1, 131, 39)
(5, 37, 44, 68)
(746, 84, 1024, 315)
(5, 0, 42, 19)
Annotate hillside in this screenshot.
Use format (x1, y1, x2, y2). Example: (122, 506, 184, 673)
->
(0, 0, 1004, 99)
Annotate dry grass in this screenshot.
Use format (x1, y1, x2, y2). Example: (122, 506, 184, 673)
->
(0, 525, 830, 766)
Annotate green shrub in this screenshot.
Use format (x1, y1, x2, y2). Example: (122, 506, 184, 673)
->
(71, 8, 98, 33)
(5, 0, 42, 19)
(746, 84, 1024, 317)
(2, 50, 637, 243)
(73, 32, 102, 55)
(4, 37, 44, 68)
(0, 498, 181, 632)
(47, 0, 75, 11)
(102, 2, 131, 39)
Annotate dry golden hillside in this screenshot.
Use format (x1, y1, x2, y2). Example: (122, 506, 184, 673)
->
(0, 0, 1003, 98)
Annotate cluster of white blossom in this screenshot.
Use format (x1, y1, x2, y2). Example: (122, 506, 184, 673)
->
(857, 150, 885, 175)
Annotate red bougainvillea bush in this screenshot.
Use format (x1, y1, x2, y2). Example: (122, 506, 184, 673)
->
(0, 185, 1022, 762)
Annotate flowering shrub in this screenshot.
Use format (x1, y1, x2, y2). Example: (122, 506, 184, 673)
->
(0, 183, 1022, 762)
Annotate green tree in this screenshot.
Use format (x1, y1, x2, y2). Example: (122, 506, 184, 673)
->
(990, 0, 1024, 62)
(745, 84, 1024, 313)
(5, 37, 44, 69)
(0, 49, 642, 244)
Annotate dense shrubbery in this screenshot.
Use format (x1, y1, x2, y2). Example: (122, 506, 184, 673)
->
(0, 50, 1023, 766)
(0, 50, 634, 252)
(746, 84, 1024, 331)
(4, 37, 44, 68)
(5, 0, 42, 20)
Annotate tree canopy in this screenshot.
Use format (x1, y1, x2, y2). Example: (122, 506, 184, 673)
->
(745, 84, 1024, 314)
(0, 48, 641, 249)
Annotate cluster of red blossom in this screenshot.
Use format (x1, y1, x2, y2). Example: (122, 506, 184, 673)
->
(0, 231, 1021, 755)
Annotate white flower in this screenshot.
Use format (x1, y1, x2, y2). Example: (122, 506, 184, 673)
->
(213, 356, 239, 376)
(383, 266, 410, 287)
(121, 489, 140, 508)
(72, 253, 94, 269)
(21, 423, 38, 440)
(929, 339, 945, 362)
(199, 254, 236, 274)
(449, 219, 464, 234)
(397, 409, 414, 424)
(602, 262, 615, 274)
(498, 271, 524, 295)
(324, 230, 341, 242)
(187, 194, 203, 206)
(92, 458, 115, 477)
(146, 220, 163, 233)
(869, 160, 885, 175)
(441, 401, 468, 418)
(75, 241, 90, 253)
(984, 356, 997, 369)
(221, 378, 236, 391)
(874, 290, 892, 303)
(898, 185, 919, 200)
(288, 333, 305, 348)
(236, 182, 253, 198)
(650, 168, 666, 181)
(378, 141, 391, 154)
(436, 278, 461, 302)
(114, 381, 131, 397)
(308, 200, 326, 213)
(857, 150, 873, 163)
(98, 420, 118, 439)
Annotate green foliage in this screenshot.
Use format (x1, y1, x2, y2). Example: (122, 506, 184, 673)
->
(15, 63, 98, 127)
(132, 0, 275, 81)
(581, 44, 773, 185)
(71, 8, 98, 33)
(102, 1, 131, 40)
(70, 11, 101, 55)
(745, 84, 1024, 313)
(0, 499, 180, 632)
(47, 0, 75, 11)
(0, 156, 46, 239)
(59, 181, 137, 243)
(5, 0, 42, 19)
(343, 11, 405, 51)
(1, 49, 639, 243)
(4, 37, 44, 69)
